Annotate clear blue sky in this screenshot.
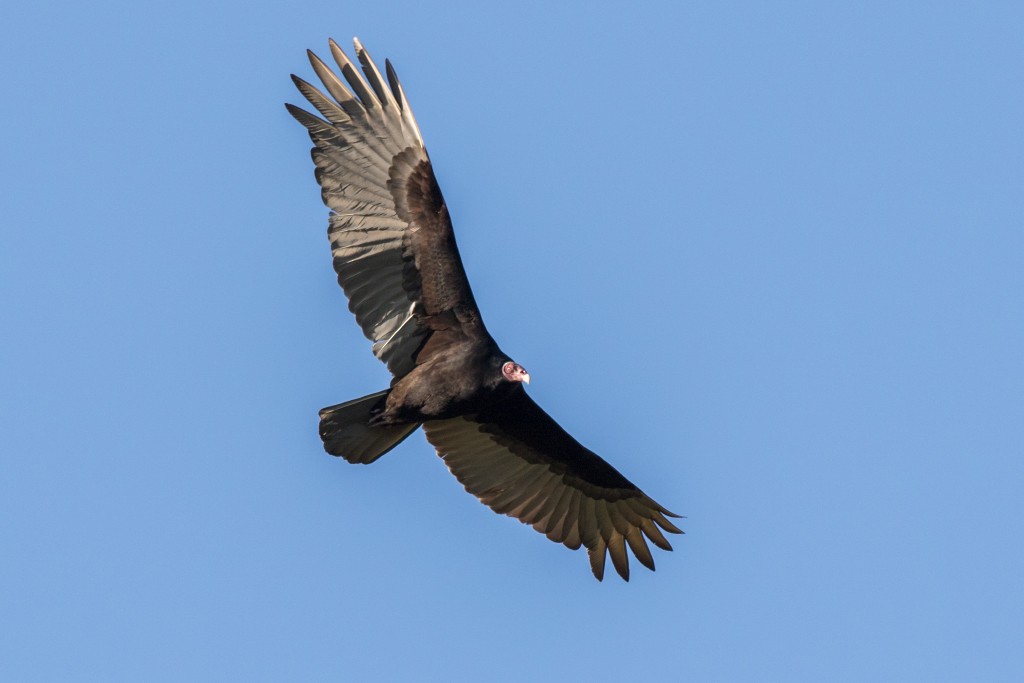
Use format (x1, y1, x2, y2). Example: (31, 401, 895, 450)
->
(2, 1, 1022, 680)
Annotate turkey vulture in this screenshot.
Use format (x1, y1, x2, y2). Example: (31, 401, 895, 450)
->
(287, 38, 682, 581)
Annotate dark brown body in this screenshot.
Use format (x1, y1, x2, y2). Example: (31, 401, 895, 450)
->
(380, 340, 514, 424)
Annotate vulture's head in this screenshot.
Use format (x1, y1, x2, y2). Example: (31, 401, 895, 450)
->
(501, 361, 530, 385)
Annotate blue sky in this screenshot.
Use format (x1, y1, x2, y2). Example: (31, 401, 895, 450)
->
(2, 1, 1022, 680)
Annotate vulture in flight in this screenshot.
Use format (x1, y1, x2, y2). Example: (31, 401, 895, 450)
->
(287, 38, 682, 581)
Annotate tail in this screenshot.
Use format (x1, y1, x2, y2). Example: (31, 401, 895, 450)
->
(318, 390, 420, 464)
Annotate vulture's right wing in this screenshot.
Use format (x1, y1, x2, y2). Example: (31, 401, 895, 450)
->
(422, 390, 682, 581)
(288, 39, 486, 378)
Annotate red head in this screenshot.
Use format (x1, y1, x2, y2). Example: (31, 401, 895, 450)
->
(501, 361, 530, 385)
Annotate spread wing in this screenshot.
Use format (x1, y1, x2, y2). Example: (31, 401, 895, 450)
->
(422, 390, 683, 581)
(287, 38, 485, 377)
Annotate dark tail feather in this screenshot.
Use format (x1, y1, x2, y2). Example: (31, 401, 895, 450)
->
(318, 390, 420, 464)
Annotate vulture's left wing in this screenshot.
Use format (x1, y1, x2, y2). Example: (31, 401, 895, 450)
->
(287, 39, 485, 378)
(422, 391, 682, 581)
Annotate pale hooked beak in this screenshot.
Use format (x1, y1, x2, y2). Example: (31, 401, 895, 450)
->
(522, 372, 531, 385)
